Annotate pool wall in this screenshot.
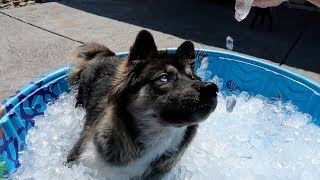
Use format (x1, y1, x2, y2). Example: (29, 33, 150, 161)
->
(0, 49, 319, 173)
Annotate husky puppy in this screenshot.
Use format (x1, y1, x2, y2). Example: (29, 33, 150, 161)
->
(67, 30, 218, 179)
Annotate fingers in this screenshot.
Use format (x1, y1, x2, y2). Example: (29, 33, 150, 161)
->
(252, 0, 286, 8)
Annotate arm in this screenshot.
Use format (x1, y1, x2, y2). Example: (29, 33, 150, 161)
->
(252, 0, 320, 8)
(306, 0, 320, 7)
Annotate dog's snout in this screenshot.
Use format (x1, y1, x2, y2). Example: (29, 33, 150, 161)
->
(199, 83, 218, 101)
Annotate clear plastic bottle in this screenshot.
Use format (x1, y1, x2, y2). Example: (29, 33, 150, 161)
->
(235, 0, 255, 22)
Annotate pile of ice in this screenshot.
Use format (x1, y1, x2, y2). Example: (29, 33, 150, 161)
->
(11, 81, 320, 180)
(167, 84, 320, 179)
(11, 92, 104, 179)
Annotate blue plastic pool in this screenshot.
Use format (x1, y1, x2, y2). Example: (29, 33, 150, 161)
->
(0, 49, 319, 174)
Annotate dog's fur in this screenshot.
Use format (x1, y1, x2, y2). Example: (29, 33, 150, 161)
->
(67, 30, 218, 179)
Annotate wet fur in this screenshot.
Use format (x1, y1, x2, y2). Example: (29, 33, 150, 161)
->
(67, 30, 217, 179)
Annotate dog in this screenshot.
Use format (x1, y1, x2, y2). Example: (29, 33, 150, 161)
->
(67, 30, 218, 179)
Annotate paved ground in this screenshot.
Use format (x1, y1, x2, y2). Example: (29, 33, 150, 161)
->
(0, 0, 319, 101)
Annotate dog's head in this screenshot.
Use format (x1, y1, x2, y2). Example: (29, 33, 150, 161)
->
(108, 30, 218, 127)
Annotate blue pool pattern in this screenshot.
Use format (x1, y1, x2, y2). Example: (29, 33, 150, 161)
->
(0, 49, 319, 174)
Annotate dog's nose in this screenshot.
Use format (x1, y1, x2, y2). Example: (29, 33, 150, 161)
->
(199, 83, 218, 100)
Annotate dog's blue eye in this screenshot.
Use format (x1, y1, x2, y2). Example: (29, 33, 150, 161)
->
(158, 75, 168, 83)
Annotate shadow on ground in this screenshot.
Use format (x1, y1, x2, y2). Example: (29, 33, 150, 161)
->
(54, 0, 320, 74)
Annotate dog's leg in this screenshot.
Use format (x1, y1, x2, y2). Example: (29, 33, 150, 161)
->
(140, 125, 198, 180)
(67, 140, 82, 163)
(67, 131, 88, 163)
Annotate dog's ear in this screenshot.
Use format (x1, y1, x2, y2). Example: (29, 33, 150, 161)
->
(107, 59, 146, 103)
(109, 30, 156, 103)
(128, 30, 158, 61)
(175, 41, 195, 59)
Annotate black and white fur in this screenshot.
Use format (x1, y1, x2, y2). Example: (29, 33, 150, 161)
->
(67, 30, 218, 179)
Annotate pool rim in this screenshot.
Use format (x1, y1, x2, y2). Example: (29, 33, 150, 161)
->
(1, 48, 320, 122)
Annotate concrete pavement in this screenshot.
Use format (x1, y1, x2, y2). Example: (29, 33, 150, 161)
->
(0, 1, 319, 101)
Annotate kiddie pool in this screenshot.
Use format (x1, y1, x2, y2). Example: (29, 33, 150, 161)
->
(0, 49, 319, 175)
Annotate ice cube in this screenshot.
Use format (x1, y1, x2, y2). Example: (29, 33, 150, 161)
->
(226, 96, 237, 112)
(196, 69, 212, 80)
(211, 75, 224, 90)
(200, 57, 209, 70)
(300, 171, 315, 180)
(226, 36, 234, 50)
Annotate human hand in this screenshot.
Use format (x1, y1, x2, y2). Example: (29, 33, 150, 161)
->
(235, 0, 320, 21)
(235, 0, 286, 21)
(252, 0, 286, 8)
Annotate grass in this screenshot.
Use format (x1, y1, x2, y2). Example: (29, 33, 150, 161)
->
(0, 158, 7, 180)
